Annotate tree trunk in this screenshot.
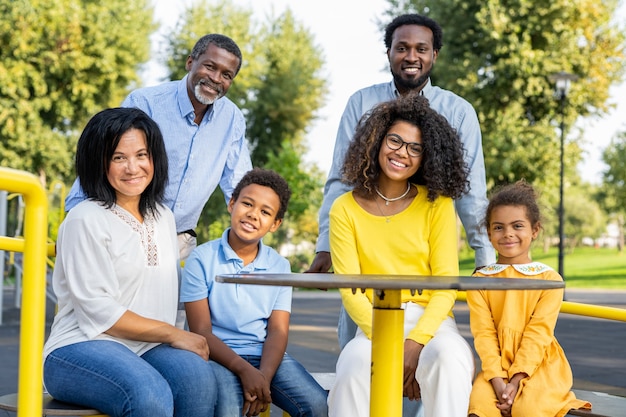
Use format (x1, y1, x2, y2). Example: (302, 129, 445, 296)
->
(618, 214, 624, 253)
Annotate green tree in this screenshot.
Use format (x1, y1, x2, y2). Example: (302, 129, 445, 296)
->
(244, 10, 326, 166)
(600, 131, 626, 251)
(561, 186, 606, 250)
(603, 132, 626, 206)
(163, 1, 327, 259)
(263, 142, 324, 250)
(0, 0, 155, 184)
(382, 0, 625, 191)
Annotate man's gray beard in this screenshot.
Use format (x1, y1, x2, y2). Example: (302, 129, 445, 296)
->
(391, 69, 431, 93)
(194, 84, 218, 105)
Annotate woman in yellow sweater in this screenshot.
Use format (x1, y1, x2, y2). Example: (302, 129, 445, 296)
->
(467, 180, 591, 417)
(327, 92, 474, 417)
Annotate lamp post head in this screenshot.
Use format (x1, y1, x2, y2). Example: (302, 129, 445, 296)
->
(549, 71, 579, 100)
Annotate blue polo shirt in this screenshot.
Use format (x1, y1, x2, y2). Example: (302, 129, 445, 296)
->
(180, 228, 292, 356)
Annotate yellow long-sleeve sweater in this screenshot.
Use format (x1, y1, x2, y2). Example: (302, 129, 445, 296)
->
(467, 263, 591, 417)
(329, 185, 458, 346)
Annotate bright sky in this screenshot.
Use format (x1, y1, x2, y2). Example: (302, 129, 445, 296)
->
(146, 0, 626, 184)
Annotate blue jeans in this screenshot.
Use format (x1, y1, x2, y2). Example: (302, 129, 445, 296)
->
(44, 341, 217, 417)
(337, 305, 424, 417)
(209, 353, 328, 417)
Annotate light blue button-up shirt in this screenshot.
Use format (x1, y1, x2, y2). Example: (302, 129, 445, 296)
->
(65, 74, 252, 233)
(317, 79, 495, 267)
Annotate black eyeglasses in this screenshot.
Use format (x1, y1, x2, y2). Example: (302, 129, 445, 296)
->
(385, 134, 424, 157)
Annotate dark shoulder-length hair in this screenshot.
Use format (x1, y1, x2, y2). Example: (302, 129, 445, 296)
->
(76, 107, 168, 218)
(341, 92, 469, 202)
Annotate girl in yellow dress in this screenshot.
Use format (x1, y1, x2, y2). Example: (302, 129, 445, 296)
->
(467, 180, 591, 417)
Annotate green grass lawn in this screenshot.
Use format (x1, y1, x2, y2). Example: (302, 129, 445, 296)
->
(460, 246, 626, 289)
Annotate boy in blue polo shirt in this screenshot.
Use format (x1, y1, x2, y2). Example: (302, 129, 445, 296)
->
(180, 168, 328, 417)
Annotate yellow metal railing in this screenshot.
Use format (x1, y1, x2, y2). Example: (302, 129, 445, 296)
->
(0, 236, 55, 257)
(456, 291, 626, 322)
(559, 300, 626, 322)
(0, 167, 48, 417)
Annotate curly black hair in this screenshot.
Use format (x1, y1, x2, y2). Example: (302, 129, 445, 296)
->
(484, 179, 542, 231)
(384, 14, 443, 51)
(231, 168, 291, 220)
(341, 92, 469, 202)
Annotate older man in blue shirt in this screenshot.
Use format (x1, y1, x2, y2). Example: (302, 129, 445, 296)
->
(66, 34, 252, 260)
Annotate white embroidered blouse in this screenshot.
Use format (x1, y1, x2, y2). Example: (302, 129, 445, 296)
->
(44, 199, 179, 358)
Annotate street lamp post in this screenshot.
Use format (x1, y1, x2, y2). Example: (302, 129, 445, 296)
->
(549, 71, 578, 278)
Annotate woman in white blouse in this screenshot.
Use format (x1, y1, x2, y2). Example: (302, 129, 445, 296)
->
(43, 107, 217, 417)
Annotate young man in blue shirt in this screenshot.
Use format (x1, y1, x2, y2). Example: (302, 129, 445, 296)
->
(181, 168, 328, 417)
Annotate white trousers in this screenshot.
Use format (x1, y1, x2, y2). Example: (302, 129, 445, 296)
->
(328, 302, 475, 417)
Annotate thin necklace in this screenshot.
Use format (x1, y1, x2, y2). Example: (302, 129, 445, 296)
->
(374, 197, 393, 223)
(375, 183, 411, 206)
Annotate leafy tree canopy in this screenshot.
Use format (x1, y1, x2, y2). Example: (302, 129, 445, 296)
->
(382, 0, 625, 191)
(602, 130, 626, 210)
(0, 0, 155, 183)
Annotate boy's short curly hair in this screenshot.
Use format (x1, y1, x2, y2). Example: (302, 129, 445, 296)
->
(232, 168, 291, 220)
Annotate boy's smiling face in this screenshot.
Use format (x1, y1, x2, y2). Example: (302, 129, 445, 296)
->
(228, 183, 282, 248)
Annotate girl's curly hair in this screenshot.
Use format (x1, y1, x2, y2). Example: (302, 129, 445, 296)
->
(341, 92, 470, 202)
(484, 179, 542, 231)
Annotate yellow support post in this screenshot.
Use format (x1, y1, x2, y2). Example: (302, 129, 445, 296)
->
(371, 289, 403, 417)
(0, 167, 48, 417)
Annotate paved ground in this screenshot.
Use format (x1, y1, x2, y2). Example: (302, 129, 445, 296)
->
(1, 287, 625, 416)
(285, 289, 626, 397)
